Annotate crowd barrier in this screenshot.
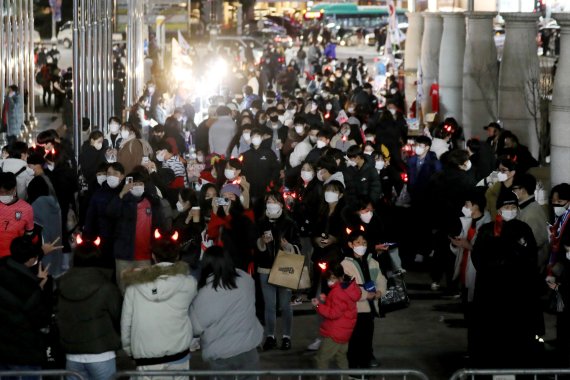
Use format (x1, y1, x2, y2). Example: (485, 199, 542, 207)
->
(0, 370, 86, 380)
(111, 369, 430, 380)
(450, 368, 570, 380)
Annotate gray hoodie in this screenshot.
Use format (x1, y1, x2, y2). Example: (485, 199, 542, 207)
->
(190, 269, 263, 361)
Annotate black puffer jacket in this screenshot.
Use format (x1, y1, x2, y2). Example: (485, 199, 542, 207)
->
(0, 258, 53, 366)
(56, 267, 122, 354)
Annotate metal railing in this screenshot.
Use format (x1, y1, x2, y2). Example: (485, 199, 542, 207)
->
(113, 369, 430, 380)
(0, 370, 86, 380)
(450, 368, 570, 380)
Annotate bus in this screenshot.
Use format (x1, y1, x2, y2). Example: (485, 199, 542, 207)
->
(306, 3, 407, 29)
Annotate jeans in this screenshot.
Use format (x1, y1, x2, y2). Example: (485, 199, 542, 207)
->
(259, 273, 292, 337)
(66, 358, 116, 380)
(207, 348, 259, 380)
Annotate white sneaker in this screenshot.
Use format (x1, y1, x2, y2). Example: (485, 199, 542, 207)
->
(190, 337, 201, 352)
(307, 338, 321, 351)
(430, 282, 441, 291)
(414, 254, 424, 263)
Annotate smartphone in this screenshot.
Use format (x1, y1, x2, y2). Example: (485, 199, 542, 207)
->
(383, 242, 397, 247)
(126, 177, 133, 184)
(216, 197, 229, 206)
(264, 230, 273, 241)
(142, 156, 149, 164)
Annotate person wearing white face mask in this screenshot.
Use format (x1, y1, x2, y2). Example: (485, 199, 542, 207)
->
(83, 162, 125, 268)
(256, 191, 301, 351)
(79, 131, 108, 194)
(241, 128, 280, 207)
(108, 171, 164, 292)
(0, 141, 35, 200)
(289, 121, 319, 169)
(155, 143, 188, 189)
(117, 124, 149, 175)
(546, 183, 570, 286)
(171, 188, 204, 268)
(485, 156, 517, 219)
(0, 172, 35, 258)
(341, 231, 387, 370)
(105, 116, 123, 150)
(470, 190, 541, 368)
(344, 146, 382, 208)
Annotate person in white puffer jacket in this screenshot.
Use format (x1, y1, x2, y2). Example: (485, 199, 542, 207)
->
(121, 233, 197, 378)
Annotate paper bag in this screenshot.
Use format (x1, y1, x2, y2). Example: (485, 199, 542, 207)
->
(268, 250, 305, 290)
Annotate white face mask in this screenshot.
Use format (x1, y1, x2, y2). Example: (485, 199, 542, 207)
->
(353, 245, 367, 256)
(327, 280, 336, 287)
(501, 209, 518, 221)
(348, 107, 355, 113)
(0, 195, 14, 204)
(295, 125, 305, 135)
(130, 185, 145, 198)
(497, 172, 509, 182)
(364, 149, 374, 156)
(326, 104, 332, 111)
(96, 175, 107, 186)
(47, 163, 55, 171)
(462, 206, 472, 218)
(324, 191, 339, 204)
(414, 146, 425, 156)
(107, 176, 120, 189)
(554, 205, 568, 217)
(388, 108, 397, 116)
(316, 140, 327, 149)
(266, 203, 283, 218)
(463, 160, 472, 171)
(156, 151, 166, 162)
(301, 170, 314, 183)
(566, 251, 570, 261)
(375, 160, 385, 171)
(196, 155, 204, 163)
(109, 123, 120, 134)
(176, 201, 186, 213)
(252, 136, 262, 147)
(242, 132, 251, 141)
(94, 142, 103, 150)
(120, 130, 130, 139)
(224, 169, 236, 180)
(360, 210, 373, 224)
(311, 103, 318, 112)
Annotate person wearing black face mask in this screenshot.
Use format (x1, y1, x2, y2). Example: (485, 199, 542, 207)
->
(266, 107, 288, 162)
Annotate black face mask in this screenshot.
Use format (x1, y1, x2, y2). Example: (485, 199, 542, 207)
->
(270, 115, 279, 123)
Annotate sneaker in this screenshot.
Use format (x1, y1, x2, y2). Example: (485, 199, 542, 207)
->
(290, 298, 303, 306)
(430, 282, 441, 291)
(263, 336, 277, 351)
(307, 338, 322, 351)
(414, 254, 424, 263)
(280, 337, 291, 350)
(369, 357, 381, 367)
(190, 337, 201, 352)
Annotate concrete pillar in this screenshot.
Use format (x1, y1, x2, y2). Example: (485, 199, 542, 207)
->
(550, 12, 570, 185)
(462, 12, 498, 139)
(438, 12, 466, 122)
(404, 12, 424, 117)
(420, 12, 443, 113)
(498, 12, 541, 158)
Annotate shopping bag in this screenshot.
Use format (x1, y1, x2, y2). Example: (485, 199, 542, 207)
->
(379, 272, 410, 313)
(298, 265, 311, 290)
(268, 250, 305, 290)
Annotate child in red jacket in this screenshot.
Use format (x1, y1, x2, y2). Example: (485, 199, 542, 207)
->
(312, 263, 362, 369)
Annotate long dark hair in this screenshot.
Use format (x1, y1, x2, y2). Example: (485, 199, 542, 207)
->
(198, 246, 239, 290)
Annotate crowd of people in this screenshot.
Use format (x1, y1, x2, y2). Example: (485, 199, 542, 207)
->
(0, 38, 569, 380)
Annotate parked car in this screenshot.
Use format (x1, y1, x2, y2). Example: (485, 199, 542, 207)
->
(212, 36, 265, 66)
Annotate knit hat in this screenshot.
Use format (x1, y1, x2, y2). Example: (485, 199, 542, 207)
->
(496, 191, 518, 210)
(220, 183, 242, 198)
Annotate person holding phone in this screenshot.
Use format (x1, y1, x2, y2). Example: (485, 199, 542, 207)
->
(256, 190, 301, 351)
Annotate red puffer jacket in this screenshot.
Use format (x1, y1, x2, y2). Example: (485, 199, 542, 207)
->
(317, 280, 361, 343)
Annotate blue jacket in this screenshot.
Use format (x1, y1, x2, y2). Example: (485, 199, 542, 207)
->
(407, 151, 441, 205)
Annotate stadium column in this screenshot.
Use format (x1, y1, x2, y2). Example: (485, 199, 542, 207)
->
(438, 12, 465, 124)
(550, 13, 570, 185)
(420, 12, 442, 114)
(462, 12, 497, 140)
(404, 12, 423, 117)
(498, 12, 541, 158)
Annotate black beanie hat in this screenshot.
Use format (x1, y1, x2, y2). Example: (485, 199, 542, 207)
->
(496, 191, 518, 210)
